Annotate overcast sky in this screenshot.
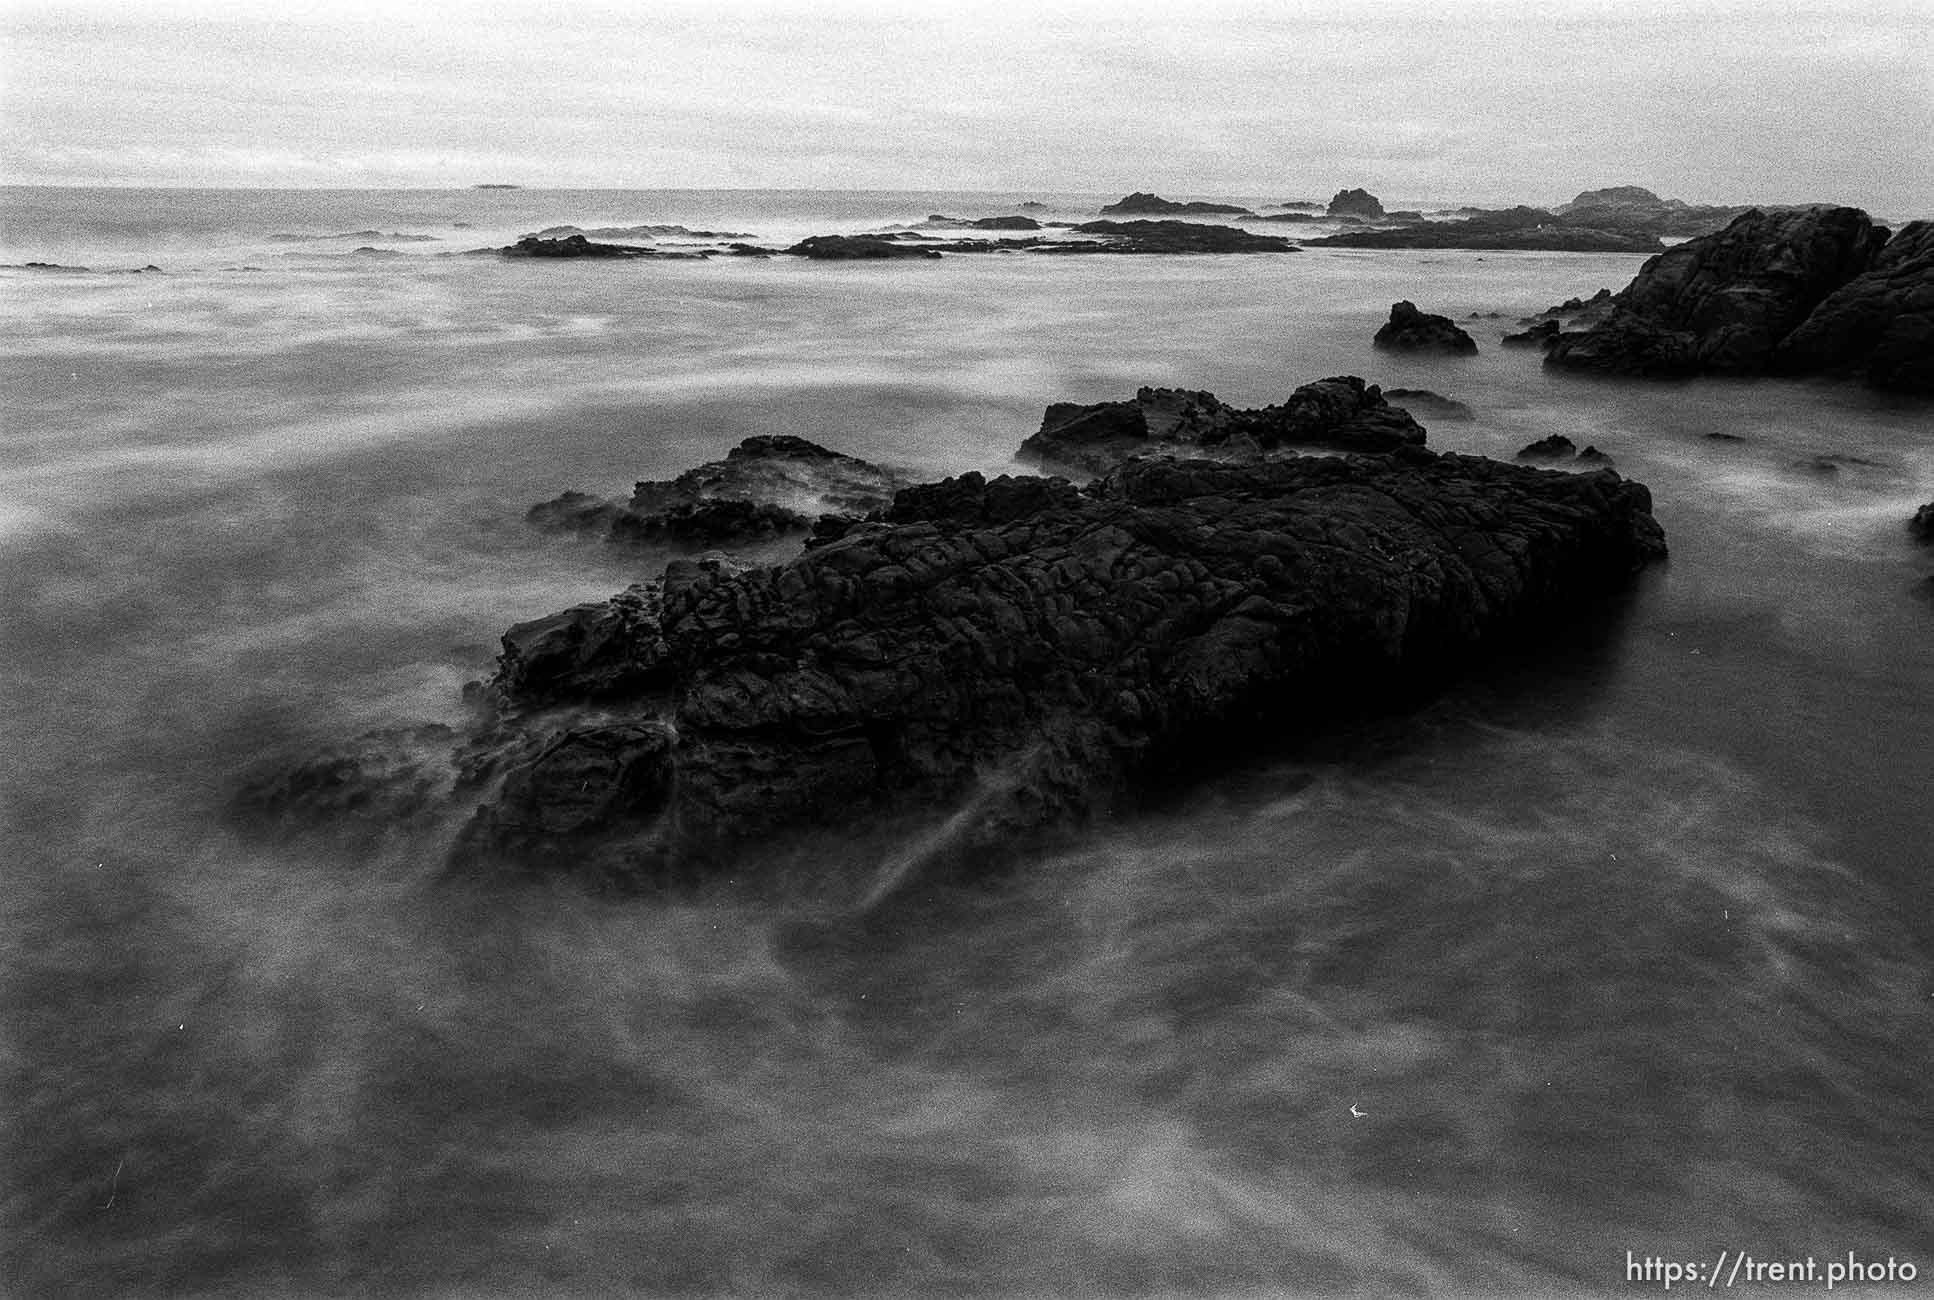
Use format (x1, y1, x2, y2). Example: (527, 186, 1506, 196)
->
(2, 0, 1929, 212)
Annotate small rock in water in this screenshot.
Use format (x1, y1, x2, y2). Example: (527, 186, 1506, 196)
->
(1373, 301, 1478, 354)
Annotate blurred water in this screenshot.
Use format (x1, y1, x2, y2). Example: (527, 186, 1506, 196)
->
(2, 190, 1931, 1297)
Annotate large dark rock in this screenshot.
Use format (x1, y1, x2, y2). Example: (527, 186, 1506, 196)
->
(640, 450, 1666, 862)
(1017, 377, 1427, 476)
(1100, 192, 1253, 216)
(1771, 221, 1934, 393)
(1911, 501, 1934, 544)
(1374, 302, 1479, 354)
(1545, 207, 1890, 379)
(1327, 189, 1386, 219)
(528, 435, 907, 549)
(1063, 221, 1294, 254)
(253, 420, 1669, 884)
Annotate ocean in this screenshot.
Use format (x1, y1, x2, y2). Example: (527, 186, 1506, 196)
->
(3, 187, 1931, 1297)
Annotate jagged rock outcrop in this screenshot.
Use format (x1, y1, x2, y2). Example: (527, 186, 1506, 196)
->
(1017, 377, 1427, 476)
(1327, 189, 1386, 219)
(1545, 207, 1897, 381)
(1374, 302, 1479, 354)
(1100, 192, 1253, 216)
(1911, 501, 1934, 544)
(1771, 221, 1934, 392)
(528, 435, 907, 548)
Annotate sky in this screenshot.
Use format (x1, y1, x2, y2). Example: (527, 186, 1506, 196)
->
(1, 0, 1929, 212)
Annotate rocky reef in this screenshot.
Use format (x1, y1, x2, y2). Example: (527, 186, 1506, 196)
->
(1545, 207, 1932, 392)
(1016, 377, 1427, 476)
(1373, 302, 1478, 354)
(1305, 206, 1665, 253)
(236, 389, 1669, 889)
(1060, 221, 1293, 254)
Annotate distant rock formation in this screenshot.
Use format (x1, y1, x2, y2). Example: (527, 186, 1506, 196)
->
(527, 435, 908, 547)
(271, 230, 441, 243)
(1100, 192, 1253, 216)
(1373, 302, 1479, 354)
(499, 234, 704, 260)
(1060, 221, 1293, 254)
(1554, 185, 1760, 237)
(1911, 501, 1934, 543)
(528, 223, 754, 241)
(1017, 377, 1427, 476)
(1327, 189, 1386, 219)
(1306, 207, 1665, 253)
(784, 235, 944, 260)
(1545, 207, 1931, 391)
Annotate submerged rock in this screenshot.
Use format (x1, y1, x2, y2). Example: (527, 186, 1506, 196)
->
(1517, 436, 1614, 467)
(1911, 502, 1934, 543)
(1382, 389, 1474, 421)
(1502, 320, 1561, 348)
(1518, 435, 1578, 461)
(1017, 377, 1427, 476)
(228, 723, 459, 838)
(1374, 302, 1479, 354)
(529, 435, 908, 549)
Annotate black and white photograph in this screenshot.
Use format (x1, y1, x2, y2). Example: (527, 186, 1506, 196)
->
(2, 0, 1930, 1294)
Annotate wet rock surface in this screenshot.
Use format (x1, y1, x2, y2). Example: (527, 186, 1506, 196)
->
(1017, 377, 1428, 476)
(528, 435, 908, 548)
